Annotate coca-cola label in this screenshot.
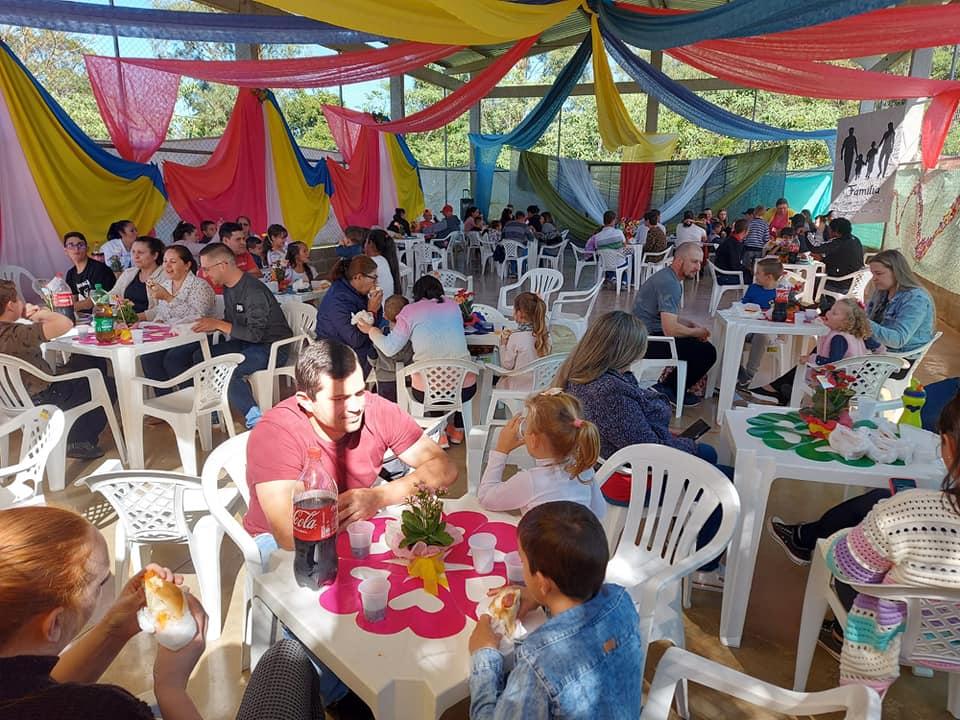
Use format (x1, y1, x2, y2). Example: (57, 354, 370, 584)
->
(775, 287, 789, 303)
(293, 501, 336, 541)
(53, 291, 73, 308)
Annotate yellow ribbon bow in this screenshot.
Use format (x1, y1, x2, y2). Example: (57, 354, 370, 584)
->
(408, 556, 449, 596)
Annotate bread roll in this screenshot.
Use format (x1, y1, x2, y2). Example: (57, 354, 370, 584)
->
(136, 570, 198, 651)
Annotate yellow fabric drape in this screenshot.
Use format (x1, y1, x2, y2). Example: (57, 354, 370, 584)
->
(590, 13, 673, 153)
(622, 136, 679, 163)
(384, 134, 425, 222)
(0, 47, 165, 244)
(265, 102, 331, 244)
(255, 0, 580, 45)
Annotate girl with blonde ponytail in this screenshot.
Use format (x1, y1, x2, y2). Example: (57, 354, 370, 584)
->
(497, 292, 551, 391)
(477, 389, 605, 519)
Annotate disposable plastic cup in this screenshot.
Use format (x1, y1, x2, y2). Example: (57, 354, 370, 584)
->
(131, 329, 145, 343)
(347, 520, 375, 559)
(804, 309, 818, 322)
(358, 577, 389, 623)
(266, 280, 279, 293)
(504, 550, 525, 585)
(469, 533, 497, 574)
(75, 325, 90, 338)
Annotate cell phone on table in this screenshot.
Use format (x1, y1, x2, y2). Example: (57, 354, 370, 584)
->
(680, 419, 711, 441)
(889, 477, 917, 494)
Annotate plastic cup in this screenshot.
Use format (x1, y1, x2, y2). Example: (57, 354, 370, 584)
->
(347, 520, 375, 559)
(358, 577, 390, 623)
(804, 308, 818, 322)
(504, 550, 525, 585)
(75, 325, 90, 338)
(266, 280, 279, 293)
(131, 329, 145, 343)
(469, 532, 497, 574)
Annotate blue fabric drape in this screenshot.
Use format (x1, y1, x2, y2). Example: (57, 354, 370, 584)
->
(265, 93, 334, 195)
(599, 24, 835, 145)
(557, 157, 607, 223)
(469, 33, 591, 217)
(596, 0, 896, 51)
(0, 0, 386, 44)
(784, 172, 832, 217)
(0, 39, 165, 193)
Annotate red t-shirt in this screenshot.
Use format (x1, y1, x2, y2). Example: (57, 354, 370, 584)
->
(243, 394, 424, 537)
(200, 251, 259, 295)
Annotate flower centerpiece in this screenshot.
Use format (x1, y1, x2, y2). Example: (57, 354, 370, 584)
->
(454, 288, 489, 330)
(617, 217, 642, 242)
(383, 484, 463, 595)
(799, 365, 856, 439)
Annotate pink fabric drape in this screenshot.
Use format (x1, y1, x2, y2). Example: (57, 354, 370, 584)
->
(325, 125, 381, 228)
(163, 89, 267, 232)
(322, 35, 539, 135)
(84, 42, 459, 161)
(618, 162, 655, 221)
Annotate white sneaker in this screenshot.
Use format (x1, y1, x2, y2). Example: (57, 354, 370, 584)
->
(690, 568, 724, 593)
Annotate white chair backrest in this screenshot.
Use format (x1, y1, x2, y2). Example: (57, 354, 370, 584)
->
(0, 405, 64, 503)
(828, 354, 908, 399)
(552, 279, 604, 318)
(0, 265, 38, 299)
(501, 240, 524, 261)
(629, 337, 679, 386)
(281, 302, 317, 338)
(645, 647, 881, 720)
(466, 230, 482, 248)
(597, 248, 626, 270)
(560, 229, 570, 241)
(200, 432, 261, 571)
(446, 231, 466, 246)
(414, 242, 443, 265)
(518, 268, 563, 303)
(0, 354, 37, 413)
(472, 303, 511, 329)
(193, 354, 243, 414)
(599, 444, 740, 577)
(896, 330, 943, 363)
(397, 358, 480, 415)
(569, 243, 593, 260)
(847, 268, 873, 302)
(432, 269, 473, 294)
(524, 353, 569, 392)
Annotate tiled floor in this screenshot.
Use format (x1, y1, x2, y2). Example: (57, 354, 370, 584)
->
(48, 255, 960, 718)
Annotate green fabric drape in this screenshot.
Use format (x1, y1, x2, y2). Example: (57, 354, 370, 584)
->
(519, 151, 599, 241)
(708, 146, 789, 220)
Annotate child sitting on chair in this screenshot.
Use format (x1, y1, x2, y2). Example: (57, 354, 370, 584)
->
(468, 501, 641, 718)
(737, 257, 783, 392)
(497, 293, 550, 392)
(371, 294, 414, 404)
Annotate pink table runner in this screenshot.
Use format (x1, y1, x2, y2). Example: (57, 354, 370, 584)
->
(319, 510, 518, 638)
(75, 325, 175, 345)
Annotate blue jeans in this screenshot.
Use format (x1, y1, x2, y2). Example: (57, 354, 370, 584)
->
(695, 443, 734, 572)
(253, 533, 350, 705)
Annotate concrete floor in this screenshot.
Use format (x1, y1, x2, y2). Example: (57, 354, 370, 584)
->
(46, 255, 960, 719)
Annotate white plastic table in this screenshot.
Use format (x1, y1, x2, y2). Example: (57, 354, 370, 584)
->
(706, 308, 827, 426)
(45, 327, 211, 469)
(273, 287, 326, 304)
(250, 495, 523, 720)
(718, 406, 944, 648)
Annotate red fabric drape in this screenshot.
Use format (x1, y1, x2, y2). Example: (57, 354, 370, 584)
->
(321, 35, 539, 135)
(618, 162, 655, 221)
(163, 89, 267, 231)
(84, 42, 458, 161)
(325, 125, 381, 228)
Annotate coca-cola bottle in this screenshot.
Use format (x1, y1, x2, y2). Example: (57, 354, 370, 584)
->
(292, 448, 339, 589)
(771, 276, 790, 323)
(46, 273, 75, 323)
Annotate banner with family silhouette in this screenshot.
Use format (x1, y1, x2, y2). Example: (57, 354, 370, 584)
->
(831, 106, 918, 223)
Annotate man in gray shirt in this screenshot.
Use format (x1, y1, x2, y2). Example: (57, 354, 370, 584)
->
(165, 242, 293, 429)
(633, 242, 716, 406)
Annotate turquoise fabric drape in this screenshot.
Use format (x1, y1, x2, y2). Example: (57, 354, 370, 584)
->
(784, 173, 832, 218)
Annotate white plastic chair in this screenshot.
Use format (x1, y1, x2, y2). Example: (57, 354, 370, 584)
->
(443, 230, 467, 268)
(200, 432, 260, 667)
(706, 260, 747, 314)
(536, 238, 568, 272)
(497, 240, 528, 281)
(281, 301, 317, 340)
(601, 444, 740, 716)
(882, 331, 943, 400)
(549, 279, 604, 341)
(647, 647, 881, 720)
(471, 303, 512, 330)
(482, 352, 569, 423)
(497, 268, 564, 316)
(77, 462, 238, 641)
(597, 248, 631, 296)
(792, 353, 908, 405)
(396, 358, 480, 436)
(0, 405, 63, 508)
(464, 231, 484, 269)
(413, 242, 448, 277)
(477, 236, 498, 275)
(131, 354, 242, 475)
(569, 243, 598, 288)
(398, 261, 413, 295)
(0, 264, 39, 301)
(795, 540, 960, 717)
(0, 353, 126, 491)
(630, 337, 687, 419)
(248, 332, 311, 412)
(820, 267, 872, 303)
(431, 269, 473, 295)
(636, 246, 673, 288)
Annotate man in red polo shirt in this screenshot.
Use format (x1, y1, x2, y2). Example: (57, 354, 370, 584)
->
(244, 339, 457, 552)
(199, 221, 260, 294)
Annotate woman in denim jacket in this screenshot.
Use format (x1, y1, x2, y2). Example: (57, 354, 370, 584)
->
(864, 249, 935, 355)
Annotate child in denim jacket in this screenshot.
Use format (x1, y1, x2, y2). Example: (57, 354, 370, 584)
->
(468, 501, 642, 719)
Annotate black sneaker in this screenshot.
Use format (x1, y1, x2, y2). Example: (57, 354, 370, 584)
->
(66, 441, 105, 460)
(747, 385, 783, 404)
(818, 619, 844, 662)
(683, 392, 703, 408)
(768, 516, 812, 565)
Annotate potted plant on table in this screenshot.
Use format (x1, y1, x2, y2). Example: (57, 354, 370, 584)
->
(799, 365, 856, 440)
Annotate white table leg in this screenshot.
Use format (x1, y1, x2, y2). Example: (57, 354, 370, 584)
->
(113, 351, 145, 469)
(705, 315, 726, 400)
(793, 548, 833, 690)
(715, 325, 746, 427)
(719, 450, 775, 647)
(250, 594, 279, 672)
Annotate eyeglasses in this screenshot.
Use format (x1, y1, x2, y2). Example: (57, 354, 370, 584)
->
(200, 261, 227, 272)
(64, 243, 87, 250)
(363, 273, 378, 281)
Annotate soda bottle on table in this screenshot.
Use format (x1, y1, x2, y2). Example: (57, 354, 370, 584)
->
(46, 273, 75, 323)
(90, 284, 115, 342)
(771, 276, 790, 323)
(292, 447, 339, 589)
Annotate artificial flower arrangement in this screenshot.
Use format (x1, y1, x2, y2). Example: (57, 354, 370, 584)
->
(453, 288, 491, 330)
(383, 484, 464, 595)
(799, 364, 857, 439)
(617, 217, 643, 241)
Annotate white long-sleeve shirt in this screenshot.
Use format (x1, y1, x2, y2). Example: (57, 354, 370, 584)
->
(478, 451, 606, 519)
